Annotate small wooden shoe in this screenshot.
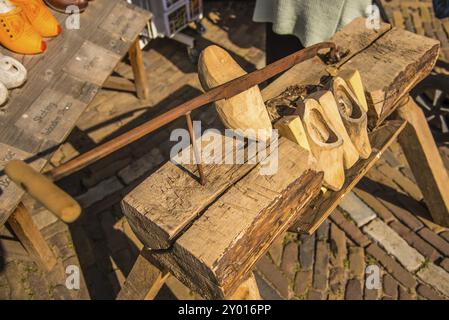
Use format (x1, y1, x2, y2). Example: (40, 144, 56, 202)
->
(331, 77, 372, 159)
(198, 45, 273, 142)
(307, 90, 359, 169)
(296, 98, 345, 191)
(0, 54, 27, 89)
(11, 0, 61, 37)
(0, 7, 46, 54)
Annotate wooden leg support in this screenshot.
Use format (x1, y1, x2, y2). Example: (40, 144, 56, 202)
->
(117, 248, 169, 300)
(7, 203, 57, 271)
(128, 39, 150, 100)
(396, 96, 449, 227)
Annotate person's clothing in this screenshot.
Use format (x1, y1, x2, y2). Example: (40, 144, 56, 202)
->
(266, 23, 304, 65)
(253, 0, 371, 47)
(433, 0, 449, 19)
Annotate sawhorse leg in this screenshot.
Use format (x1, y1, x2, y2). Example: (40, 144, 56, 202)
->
(7, 203, 57, 271)
(128, 39, 150, 101)
(395, 96, 449, 227)
(117, 248, 262, 300)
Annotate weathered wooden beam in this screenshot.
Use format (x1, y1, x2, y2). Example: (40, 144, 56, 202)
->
(395, 97, 449, 227)
(142, 138, 322, 299)
(290, 120, 407, 234)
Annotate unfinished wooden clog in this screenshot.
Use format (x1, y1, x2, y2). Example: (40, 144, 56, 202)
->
(308, 90, 359, 169)
(198, 45, 272, 142)
(296, 98, 345, 191)
(331, 77, 372, 159)
(0, 55, 27, 89)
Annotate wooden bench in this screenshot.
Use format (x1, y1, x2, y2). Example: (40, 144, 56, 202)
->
(0, 0, 151, 271)
(116, 18, 448, 299)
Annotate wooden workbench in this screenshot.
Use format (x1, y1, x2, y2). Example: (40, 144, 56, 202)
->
(117, 17, 449, 300)
(0, 0, 151, 269)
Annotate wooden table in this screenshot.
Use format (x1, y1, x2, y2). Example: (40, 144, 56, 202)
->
(117, 18, 448, 299)
(0, 0, 151, 270)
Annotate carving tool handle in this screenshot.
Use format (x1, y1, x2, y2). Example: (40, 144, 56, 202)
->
(5, 160, 81, 223)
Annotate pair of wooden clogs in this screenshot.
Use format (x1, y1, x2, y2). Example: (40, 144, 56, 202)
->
(0, 53, 27, 106)
(0, 0, 61, 54)
(198, 45, 372, 192)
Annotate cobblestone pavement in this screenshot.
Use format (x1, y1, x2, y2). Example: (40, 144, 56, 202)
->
(1, 1, 449, 300)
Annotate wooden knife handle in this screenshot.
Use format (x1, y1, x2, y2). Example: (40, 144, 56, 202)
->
(4, 160, 81, 223)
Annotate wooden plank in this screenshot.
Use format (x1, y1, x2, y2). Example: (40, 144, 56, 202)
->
(147, 138, 323, 299)
(116, 248, 169, 300)
(289, 120, 407, 235)
(103, 76, 137, 93)
(0, 0, 150, 224)
(339, 27, 440, 128)
(122, 131, 260, 250)
(7, 203, 57, 271)
(128, 39, 151, 100)
(395, 97, 449, 227)
(261, 18, 392, 101)
(0, 144, 46, 226)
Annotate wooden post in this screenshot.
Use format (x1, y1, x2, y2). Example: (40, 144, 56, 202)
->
(116, 248, 169, 300)
(7, 203, 57, 271)
(395, 96, 449, 227)
(128, 39, 150, 100)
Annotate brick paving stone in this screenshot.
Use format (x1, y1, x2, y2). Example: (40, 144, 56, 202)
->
(307, 289, 324, 300)
(418, 228, 449, 256)
(348, 246, 365, 280)
(364, 287, 380, 300)
(313, 240, 329, 291)
(299, 234, 315, 271)
(82, 157, 132, 188)
(417, 264, 449, 297)
(416, 284, 445, 300)
(383, 273, 398, 299)
(363, 219, 425, 272)
(31, 209, 59, 231)
(440, 258, 449, 273)
(329, 223, 347, 267)
(353, 188, 396, 223)
(382, 149, 402, 168)
(365, 244, 417, 289)
(399, 286, 416, 300)
(256, 255, 290, 299)
(345, 279, 363, 300)
(0, 274, 10, 300)
(389, 221, 442, 262)
(329, 267, 346, 298)
(330, 209, 370, 247)
(339, 192, 377, 227)
(268, 234, 284, 267)
(76, 177, 124, 209)
(118, 148, 164, 185)
(316, 220, 329, 240)
(254, 272, 283, 300)
(378, 196, 424, 231)
(294, 270, 312, 297)
(440, 231, 449, 243)
(281, 242, 298, 281)
(377, 164, 423, 201)
(48, 231, 76, 261)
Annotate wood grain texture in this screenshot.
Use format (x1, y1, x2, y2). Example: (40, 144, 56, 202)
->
(122, 131, 260, 250)
(289, 120, 407, 235)
(0, 0, 151, 225)
(395, 97, 449, 227)
(339, 27, 440, 128)
(146, 138, 322, 299)
(7, 203, 57, 271)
